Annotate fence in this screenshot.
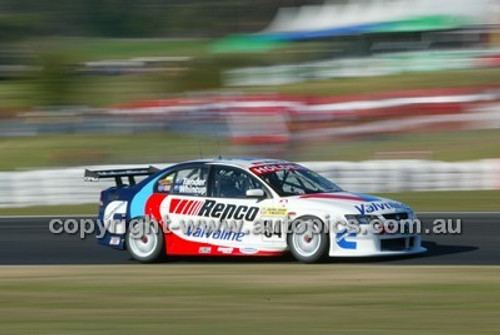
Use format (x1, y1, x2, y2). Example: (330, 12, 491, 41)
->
(0, 160, 498, 208)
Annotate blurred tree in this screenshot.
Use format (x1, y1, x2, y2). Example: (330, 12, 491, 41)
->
(33, 52, 78, 106)
(0, 15, 37, 42)
(0, 0, 325, 104)
(0, 0, 324, 37)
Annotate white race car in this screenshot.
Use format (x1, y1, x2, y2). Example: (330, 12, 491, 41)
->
(86, 158, 427, 263)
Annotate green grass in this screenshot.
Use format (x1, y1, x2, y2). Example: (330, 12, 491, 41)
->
(0, 75, 171, 109)
(1, 60, 500, 109)
(71, 74, 176, 106)
(0, 79, 37, 110)
(0, 191, 498, 215)
(1, 129, 498, 171)
(0, 133, 227, 171)
(294, 129, 500, 162)
(0, 265, 499, 334)
(29, 37, 211, 61)
(373, 191, 500, 212)
(0, 204, 98, 216)
(1, 38, 210, 109)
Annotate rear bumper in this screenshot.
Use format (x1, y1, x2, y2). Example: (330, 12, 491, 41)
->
(98, 231, 126, 250)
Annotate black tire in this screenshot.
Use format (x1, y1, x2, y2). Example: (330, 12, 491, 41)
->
(126, 217, 165, 263)
(287, 216, 329, 263)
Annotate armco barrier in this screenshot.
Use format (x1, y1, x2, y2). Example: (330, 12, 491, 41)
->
(0, 160, 498, 208)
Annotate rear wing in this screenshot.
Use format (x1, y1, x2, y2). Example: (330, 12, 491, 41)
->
(84, 166, 160, 187)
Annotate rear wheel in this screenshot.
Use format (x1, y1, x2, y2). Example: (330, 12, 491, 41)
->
(126, 217, 165, 263)
(287, 216, 329, 263)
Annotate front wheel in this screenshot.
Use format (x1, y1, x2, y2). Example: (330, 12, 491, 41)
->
(287, 216, 329, 263)
(126, 217, 165, 263)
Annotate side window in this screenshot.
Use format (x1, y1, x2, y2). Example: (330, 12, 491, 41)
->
(157, 166, 209, 197)
(212, 167, 264, 199)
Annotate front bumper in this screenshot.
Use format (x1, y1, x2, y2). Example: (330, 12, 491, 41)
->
(329, 221, 427, 257)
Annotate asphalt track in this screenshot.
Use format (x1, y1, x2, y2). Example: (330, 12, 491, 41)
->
(0, 213, 498, 265)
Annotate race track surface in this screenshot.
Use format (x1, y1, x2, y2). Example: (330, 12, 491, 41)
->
(0, 213, 498, 265)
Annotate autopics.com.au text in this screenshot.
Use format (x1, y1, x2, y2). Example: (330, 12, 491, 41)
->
(48, 215, 462, 239)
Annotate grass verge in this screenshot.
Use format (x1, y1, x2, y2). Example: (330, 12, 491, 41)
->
(0, 265, 498, 335)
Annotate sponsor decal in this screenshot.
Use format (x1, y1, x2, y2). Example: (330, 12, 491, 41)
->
(217, 247, 234, 254)
(250, 163, 303, 176)
(198, 246, 212, 254)
(355, 202, 411, 215)
(168, 199, 259, 221)
(103, 200, 128, 234)
(240, 247, 258, 254)
(169, 199, 204, 215)
(174, 177, 207, 195)
(336, 229, 357, 249)
(158, 176, 174, 192)
(187, 227, 246, 242)
(109, 236, 121, 246)
(198, 200, 259, 221)
(260, 207, 288, 217)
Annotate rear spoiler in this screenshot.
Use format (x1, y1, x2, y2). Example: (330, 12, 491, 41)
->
(84, 166, 160, 187)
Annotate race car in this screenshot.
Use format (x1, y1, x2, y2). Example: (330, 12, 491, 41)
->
(85, 158, 426, 263)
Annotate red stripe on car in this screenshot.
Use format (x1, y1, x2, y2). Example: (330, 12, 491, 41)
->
(169, 198, 181, 213)
(175, 199, 189, 214)
(299, 194, 365, 201)
(189, 201, 202, 215)
(182, 200, 195, 215)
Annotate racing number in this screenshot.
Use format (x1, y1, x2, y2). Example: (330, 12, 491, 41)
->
(263, 220, 282, 239)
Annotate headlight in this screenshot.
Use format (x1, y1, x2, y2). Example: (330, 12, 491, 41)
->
(345, 214, 379, 225)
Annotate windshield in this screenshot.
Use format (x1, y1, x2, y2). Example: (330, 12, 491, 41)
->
(250, 163, 342, 196)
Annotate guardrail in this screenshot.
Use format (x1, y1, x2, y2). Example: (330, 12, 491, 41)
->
(0, 160, 498, 208)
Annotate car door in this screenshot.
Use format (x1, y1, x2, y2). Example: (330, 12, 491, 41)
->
(204, 165, 286, 255)
(154, 164, 211, 254)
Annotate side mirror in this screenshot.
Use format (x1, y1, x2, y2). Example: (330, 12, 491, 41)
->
(246, 189, 265, 198)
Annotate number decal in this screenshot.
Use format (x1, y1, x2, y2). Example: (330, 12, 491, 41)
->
(263, 220, 283, 239)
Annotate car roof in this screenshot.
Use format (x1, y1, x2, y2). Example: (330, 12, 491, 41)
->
(181, 157, 291, 170)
